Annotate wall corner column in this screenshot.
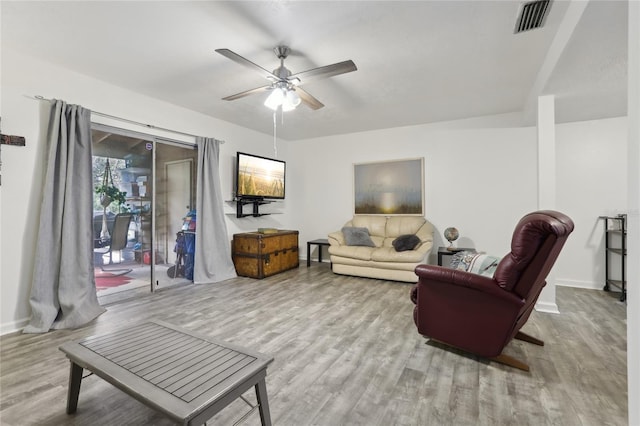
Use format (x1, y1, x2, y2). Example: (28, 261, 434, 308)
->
(535, 94, 559, 313)
(626, 0, 640, 423)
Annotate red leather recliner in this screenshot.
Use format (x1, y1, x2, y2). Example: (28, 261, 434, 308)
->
(410, 210, 574, 371)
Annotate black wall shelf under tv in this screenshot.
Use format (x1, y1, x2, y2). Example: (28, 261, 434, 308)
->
(236, 198, 273, 218)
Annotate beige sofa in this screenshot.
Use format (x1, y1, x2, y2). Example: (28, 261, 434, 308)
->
(328, 215, 434, 283)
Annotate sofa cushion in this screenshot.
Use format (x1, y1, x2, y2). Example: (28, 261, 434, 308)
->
(371, 246, 426, 263)
(342, 226, 375, 247)
(392, 234, 421, 252)
(328, 245, 376, 261)
(352, 215, 387, 238)
(330, 255, 423, 271)
(386, 216, 427, 238)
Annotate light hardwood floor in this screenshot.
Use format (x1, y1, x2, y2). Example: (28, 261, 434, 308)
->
(0, 263, 628, 425)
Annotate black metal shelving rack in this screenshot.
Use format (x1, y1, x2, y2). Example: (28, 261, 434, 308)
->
(600, 214, 627, 302)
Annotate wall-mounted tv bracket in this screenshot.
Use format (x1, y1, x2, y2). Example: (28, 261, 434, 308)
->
(236, 198, 273, 218)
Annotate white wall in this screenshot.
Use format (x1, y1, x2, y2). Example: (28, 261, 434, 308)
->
(290, 114, 628, 308)
(292, 120, 539, 260)
(0, 48, 297, 333)
(555, 117, 628, 289)
(626, 1, 639, 423)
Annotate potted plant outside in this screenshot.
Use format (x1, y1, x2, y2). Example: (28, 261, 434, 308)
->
(96, 159, 127, 242)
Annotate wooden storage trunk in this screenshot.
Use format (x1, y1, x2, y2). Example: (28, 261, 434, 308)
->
(232, 230, 299, 278)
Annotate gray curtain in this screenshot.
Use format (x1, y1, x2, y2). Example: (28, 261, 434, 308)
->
(23, 100, 106, 333)
(194, 137, 237, 283)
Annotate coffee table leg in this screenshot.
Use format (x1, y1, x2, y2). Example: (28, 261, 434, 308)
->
(255, 379, 272, 426)
(66, 361, 83, 414)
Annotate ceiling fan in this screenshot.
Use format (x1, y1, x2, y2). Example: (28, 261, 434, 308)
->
(215, 46, 357, 111)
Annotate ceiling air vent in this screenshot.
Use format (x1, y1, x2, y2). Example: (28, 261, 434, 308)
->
(514, 0, 551, 33)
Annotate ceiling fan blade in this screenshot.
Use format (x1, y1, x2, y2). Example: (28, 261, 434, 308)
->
(289, 60, 357, 84)
(295, 87, 324, 110)
(215, 48, 278, 80)
(222, 85, 271, 101)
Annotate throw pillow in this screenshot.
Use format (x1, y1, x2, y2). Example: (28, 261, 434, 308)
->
(342, 226, 375, 247)
(392, 234, 421, 252)
(450, 251, 501, 277)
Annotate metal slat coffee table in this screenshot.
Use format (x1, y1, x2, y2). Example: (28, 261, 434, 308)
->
(59, 320, 274, 425)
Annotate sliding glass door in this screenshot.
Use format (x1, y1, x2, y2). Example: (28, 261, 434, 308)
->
(91, 125, 197, 299)
(153, 140, 198, 290)
(92, 126, 153, 298)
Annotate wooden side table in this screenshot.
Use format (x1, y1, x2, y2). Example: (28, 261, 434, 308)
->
(307, 239, 330, 267)
(437, 246, 475, 267)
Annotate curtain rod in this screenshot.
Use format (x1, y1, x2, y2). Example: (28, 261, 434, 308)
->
(28, 95, 224, 144)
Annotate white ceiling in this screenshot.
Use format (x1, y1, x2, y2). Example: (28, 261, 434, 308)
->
(1, 1, 628, 140)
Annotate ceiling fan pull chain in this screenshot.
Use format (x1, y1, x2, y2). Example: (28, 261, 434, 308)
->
(273, 110, 278, 158)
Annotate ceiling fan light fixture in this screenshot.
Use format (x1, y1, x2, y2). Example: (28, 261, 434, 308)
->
(217, 46, 357, 111)
(281, 99, 296, 112)
(264, 86, 300, 111)
(286, 89, 301, 107)
(264, 87, 285, 110)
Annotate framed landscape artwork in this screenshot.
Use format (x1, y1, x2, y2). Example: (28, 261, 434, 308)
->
(353, 157, 424, 215)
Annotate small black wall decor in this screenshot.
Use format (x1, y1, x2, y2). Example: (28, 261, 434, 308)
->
(0, 117, 26, 146)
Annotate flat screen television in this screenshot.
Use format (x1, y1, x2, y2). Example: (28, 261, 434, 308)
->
(235, 152, 286, 200)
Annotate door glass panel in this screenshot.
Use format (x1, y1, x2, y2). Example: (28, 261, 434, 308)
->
(154, 141, 198, 289)
(92, 128, 153, 300)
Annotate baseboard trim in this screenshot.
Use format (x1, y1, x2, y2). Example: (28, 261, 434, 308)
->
(556, 279, 602, 290)
(535, 301, 560, 314)
(1, 317, 29, 336)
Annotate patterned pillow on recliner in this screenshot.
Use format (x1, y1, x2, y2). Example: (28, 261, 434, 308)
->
(450, 251, 501, 277)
